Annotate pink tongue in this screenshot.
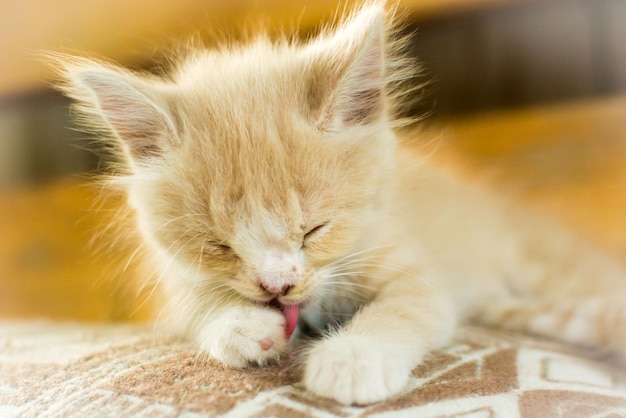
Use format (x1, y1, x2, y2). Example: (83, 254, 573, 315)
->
(281, 304, 299, 340)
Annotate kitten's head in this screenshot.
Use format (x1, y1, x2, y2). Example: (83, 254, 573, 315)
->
(56, 4, 411, 309)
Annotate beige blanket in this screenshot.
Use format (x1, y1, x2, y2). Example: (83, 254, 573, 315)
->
(1, 321, 625, 417)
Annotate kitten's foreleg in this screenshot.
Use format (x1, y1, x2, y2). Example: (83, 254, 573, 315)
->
(303, 276, 456, 405)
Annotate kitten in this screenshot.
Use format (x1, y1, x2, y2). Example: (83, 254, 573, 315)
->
(54, 2, 626, 405)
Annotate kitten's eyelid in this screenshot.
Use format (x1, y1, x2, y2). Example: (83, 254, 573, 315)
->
(206, 239, 232, 251)
(304, 223, 328, 240)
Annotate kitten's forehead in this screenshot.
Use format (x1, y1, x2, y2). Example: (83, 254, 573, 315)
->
(231, 188, 304, 254)
(180, 48, 303, 115)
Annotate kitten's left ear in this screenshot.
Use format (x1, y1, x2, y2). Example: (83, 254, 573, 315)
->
(309, 4, 387, 132)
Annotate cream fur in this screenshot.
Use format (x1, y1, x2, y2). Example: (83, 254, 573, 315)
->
(53, 1, 626, 405)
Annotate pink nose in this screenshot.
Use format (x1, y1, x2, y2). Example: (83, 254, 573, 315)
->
(259, 282, 293, 296)
(258, 269, 298, 296)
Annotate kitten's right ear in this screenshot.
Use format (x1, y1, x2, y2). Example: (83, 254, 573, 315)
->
(50, 55, 179, 164)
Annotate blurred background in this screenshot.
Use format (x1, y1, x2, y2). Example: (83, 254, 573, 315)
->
(1, 0, 625, 322)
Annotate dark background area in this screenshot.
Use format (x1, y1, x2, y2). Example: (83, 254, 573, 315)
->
(1, 0, 625, 191)
(410, 0, 626, 117)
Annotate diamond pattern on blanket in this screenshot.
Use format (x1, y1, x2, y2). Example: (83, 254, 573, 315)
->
(1, 321, 625, 417)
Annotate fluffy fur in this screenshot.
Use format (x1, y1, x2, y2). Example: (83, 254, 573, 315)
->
(54, 2, 626, 405)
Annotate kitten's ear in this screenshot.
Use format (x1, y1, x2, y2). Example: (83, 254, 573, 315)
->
(52, 56, 179, 163)
(311, 5, 387, 132)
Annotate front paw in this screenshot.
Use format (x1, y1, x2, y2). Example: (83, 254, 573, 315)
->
(303, 335, 412, 405)
(197, 305, 287, 368)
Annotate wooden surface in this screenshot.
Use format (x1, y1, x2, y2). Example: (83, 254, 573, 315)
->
(0, 0, 514, 97)
(1, 96, 625, 321)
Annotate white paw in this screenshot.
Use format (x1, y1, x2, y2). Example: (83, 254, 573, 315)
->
(197, 305, 287, 368)
(303, 335, 413, 405)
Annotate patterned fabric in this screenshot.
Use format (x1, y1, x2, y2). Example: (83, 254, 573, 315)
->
(1, 321, 625, 417)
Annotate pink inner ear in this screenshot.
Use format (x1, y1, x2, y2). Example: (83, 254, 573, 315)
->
(281, 304, 300, 340)
(317, 9, 385, 131)
(79, 71, 173, 159)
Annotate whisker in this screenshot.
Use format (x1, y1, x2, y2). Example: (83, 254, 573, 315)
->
(132, 229, 205, 316)
(151, 213, 206, 234)
(330, 255, 391, 271)
(330, 262, 433, 288)
(196, 231, 210, 275)
(317, 291, 369, 303)
(122, 242, 146, 274)
(329, 244, 393, 265)
(323, 280, 380, 291)
(332, 259, 414, 274)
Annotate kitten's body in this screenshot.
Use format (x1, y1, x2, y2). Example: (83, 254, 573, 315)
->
(55, 2, 626, 405)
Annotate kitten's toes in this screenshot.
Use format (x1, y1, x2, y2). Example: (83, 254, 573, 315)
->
(198, 306, 287, 368)
(303, 335, 412, 405)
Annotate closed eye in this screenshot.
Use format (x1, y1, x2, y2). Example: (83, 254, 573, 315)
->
(206, 240, 233, 252)
(199, 239, 240, 265)
(304, 223, 327, 241)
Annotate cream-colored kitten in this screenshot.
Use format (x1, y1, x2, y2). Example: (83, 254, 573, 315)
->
(55, 2, 625, 405)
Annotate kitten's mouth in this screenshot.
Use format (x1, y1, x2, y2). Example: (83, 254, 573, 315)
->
(267, 299, 299, 340)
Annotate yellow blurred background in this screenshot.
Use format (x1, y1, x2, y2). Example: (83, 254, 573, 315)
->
(1, 0, 625, 322)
